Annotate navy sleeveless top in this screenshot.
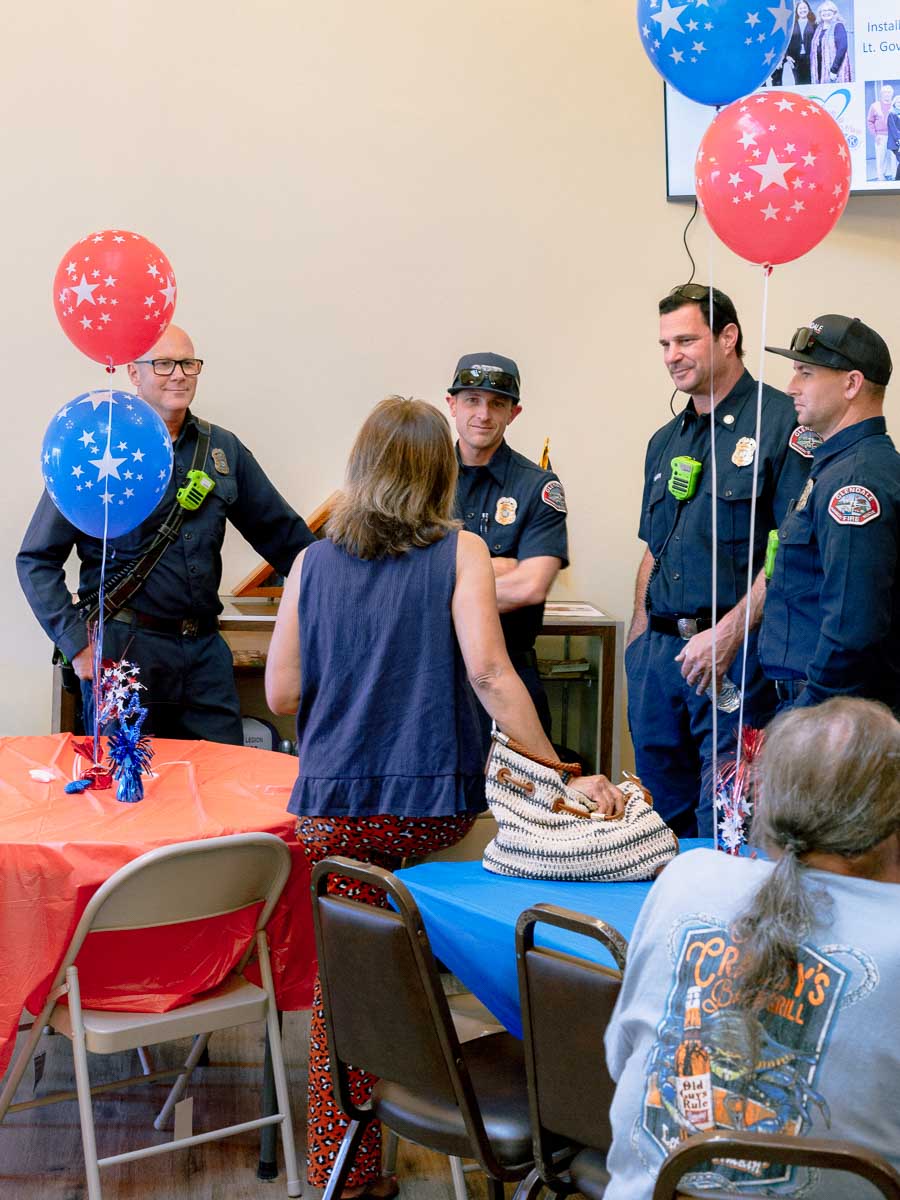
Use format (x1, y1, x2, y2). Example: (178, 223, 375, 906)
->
(287, 531, 486, 817)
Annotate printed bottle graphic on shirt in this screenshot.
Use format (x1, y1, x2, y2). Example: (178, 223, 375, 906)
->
(674, 985, 715, 1136)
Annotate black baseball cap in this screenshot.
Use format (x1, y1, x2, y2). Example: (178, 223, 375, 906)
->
(767, 315, 892, 386)
(448, 352, 521, 403)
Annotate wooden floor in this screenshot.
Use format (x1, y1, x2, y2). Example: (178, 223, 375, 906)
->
(0, 1011, 475, 1200)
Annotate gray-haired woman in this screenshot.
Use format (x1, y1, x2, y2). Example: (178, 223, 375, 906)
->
(602, 697, 900, 1199)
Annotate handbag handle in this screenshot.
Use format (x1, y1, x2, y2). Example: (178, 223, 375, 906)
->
(502, 737, 582, 778)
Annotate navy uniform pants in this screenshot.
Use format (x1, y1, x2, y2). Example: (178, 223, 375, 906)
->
(80, 620, 243, 745)
(625, 627, 775, 837)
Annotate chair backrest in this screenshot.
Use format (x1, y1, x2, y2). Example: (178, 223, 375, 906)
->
(311, 856, 503, 1173)
(516, 903, 626, 1168)
(55, 833, 292, 989)
(652, 1130, 900, 1200)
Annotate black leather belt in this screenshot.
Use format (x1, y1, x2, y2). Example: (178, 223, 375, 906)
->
(649, 613, 718, 639)
(110, 607, 219, 638)
(774, 678, 807, 703)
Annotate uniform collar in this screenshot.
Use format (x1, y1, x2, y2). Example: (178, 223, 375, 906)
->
(680, 368, 755, 432)
(812, 415, 887, 470)
(456, 438, 511, 486)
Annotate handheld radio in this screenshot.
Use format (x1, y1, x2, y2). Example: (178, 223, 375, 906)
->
(176, 469, 216, 511)
(668, 456, 703, 501)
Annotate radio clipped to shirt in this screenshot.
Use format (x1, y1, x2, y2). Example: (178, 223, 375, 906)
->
(669, 456, 703, 501)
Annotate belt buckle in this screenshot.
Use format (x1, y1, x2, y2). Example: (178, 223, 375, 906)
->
(181, 617, 200, 638)
(676, 618, 699, 640)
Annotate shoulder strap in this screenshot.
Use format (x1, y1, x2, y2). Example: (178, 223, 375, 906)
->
(85, 419, 212, 623)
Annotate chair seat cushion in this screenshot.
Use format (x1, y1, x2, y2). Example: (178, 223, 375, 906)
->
(373, 1031, 532, 1172)
(569, 1147, 610, 1199)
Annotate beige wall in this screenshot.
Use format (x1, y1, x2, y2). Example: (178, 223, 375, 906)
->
(3, 1, 898, 737)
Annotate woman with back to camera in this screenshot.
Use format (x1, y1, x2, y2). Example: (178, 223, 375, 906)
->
(266, 394, 622, 1199)
(602, 696, 900, 1198)
(810, 0, 852, 83)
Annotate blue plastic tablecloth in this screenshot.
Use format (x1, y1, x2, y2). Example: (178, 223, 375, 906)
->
(396, 840, 711, 1037)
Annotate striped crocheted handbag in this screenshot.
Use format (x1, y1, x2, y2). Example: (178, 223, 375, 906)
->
(482, 731, 679, 883)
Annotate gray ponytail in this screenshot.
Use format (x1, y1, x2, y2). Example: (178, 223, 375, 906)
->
(732, 697, 900, 1006)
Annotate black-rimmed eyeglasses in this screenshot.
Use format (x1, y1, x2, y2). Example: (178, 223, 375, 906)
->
(134, 358, 204, 377)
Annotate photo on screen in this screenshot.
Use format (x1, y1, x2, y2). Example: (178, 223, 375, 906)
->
(665, 0, 900, 196)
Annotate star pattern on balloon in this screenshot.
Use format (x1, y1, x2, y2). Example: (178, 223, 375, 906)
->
(52, 230, 177, 367)
(695, 90, 852, 265)
(41, 390, 174, 537)
(638, 0, 791, 103)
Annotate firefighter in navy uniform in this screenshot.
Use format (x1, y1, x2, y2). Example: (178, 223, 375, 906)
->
(760, 314, 900, 713)
(17, 324, 315, 744)
(626, 286, 811, 837)
(447, 352, 568, 753)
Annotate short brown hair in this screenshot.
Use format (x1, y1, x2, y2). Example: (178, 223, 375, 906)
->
(327, 396, 460, 559)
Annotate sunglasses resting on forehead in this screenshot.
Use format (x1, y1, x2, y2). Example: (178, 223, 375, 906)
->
(453, 365, 519, 393)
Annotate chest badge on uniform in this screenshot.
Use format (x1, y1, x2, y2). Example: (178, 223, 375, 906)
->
(789, 426, 823, 459)
(495, 496, 518, 525)
(731, 436, 756, 468)
(211, 448, 230, 475)
(828, 485, 880, 526)
(541, 480, 567, 512)
(795, 477, 814, 512)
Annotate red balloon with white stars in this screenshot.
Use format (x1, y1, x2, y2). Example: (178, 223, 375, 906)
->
(695, 91, 851, 267)
(52, 230, 177, 367)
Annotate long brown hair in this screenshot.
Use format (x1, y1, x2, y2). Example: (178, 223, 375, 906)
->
(327, 396, 460, 559)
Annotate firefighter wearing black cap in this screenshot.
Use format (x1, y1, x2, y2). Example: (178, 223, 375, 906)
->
(447, 352, 568, 751)
(760, 314, 900, 713)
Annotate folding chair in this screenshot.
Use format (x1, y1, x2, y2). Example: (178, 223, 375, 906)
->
(0, 832, 301, 1200)
(311, 856, 538, 1200)
(514, 903, 628, 1200)
(652, 1129, 900, 1199)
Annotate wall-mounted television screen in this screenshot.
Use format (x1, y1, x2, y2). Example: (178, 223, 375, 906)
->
(665, 0, 900, 197)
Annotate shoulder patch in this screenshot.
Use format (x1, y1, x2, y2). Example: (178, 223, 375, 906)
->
(541, 479, 567, 513)
(789, 425, 823, 458)
(828, 485, 880, 526)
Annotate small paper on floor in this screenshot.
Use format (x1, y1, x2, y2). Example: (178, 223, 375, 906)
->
(173, 1096, 193, 1142)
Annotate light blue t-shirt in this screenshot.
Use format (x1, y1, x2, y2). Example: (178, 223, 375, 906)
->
(604, 849, 900, 1199)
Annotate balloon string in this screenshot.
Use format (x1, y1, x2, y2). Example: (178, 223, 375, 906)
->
(92, 387, 115, 764)
(707, 248, 720, 854)
(735, 266, 771, 778)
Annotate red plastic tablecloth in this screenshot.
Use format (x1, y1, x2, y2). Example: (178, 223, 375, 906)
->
(0, 734, 314, 1079)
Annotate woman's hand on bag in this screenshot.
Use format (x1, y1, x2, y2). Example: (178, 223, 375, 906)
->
(570, 774, 625, 819)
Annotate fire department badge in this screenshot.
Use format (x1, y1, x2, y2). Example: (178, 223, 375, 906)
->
(541, 480, 567, 512)
(828, 485, 880, 526)
(495, 496, 518, 526)
(789, 426, 823, 459)
(731, 437, 756, 468)
(211, 448, 230, 475)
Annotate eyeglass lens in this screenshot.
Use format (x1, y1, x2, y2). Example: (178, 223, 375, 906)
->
(150, 358, 203, 376)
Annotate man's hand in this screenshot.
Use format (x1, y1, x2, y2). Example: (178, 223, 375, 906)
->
(570, 774, 625, 819)
(490, 557, 518, 578)
(675, 625, 741, 695)
(71, 645, 94, 681)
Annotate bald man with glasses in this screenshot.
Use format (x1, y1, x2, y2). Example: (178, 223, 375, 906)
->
(18, 324, 314, 744)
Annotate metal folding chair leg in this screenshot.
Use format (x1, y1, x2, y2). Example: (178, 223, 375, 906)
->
(449, 1156, 468, 1200)
(153, 1033, 211, 1130)
(322, 1117, 372, 1200)
(68, 967, 103, 1200)
(382, 1127, 399, 1174)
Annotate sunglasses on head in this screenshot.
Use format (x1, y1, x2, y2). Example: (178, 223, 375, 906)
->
(454, 366, 519, 394)
(789, 326, 854, 367)
(669, 283, 710, 302)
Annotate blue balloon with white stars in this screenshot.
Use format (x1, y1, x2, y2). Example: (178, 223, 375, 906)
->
(637, 0, 793, 107)
(41, 390, 173, 538)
